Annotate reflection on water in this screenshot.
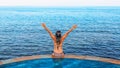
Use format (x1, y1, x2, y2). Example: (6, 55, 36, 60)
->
(52, 58, 64, 68)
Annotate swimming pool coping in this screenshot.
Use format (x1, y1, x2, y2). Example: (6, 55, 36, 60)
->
(0, 54, 120, 65)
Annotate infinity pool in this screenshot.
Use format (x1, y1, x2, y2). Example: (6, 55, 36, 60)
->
(0, 58, 120, 68)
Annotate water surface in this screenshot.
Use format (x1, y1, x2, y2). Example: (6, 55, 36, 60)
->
(0, 7, 120, 60)
(0, 58, 120, 68)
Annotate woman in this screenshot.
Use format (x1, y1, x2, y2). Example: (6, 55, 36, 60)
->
(41, 23, 77, 58)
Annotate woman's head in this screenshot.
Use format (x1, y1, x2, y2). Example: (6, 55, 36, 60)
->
(55, 30, 61, 38)
(55, 30, 61, 44)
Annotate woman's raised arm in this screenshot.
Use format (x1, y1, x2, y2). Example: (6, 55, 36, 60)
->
(41, 23, 55, 40)
(61, 25, 77, 42)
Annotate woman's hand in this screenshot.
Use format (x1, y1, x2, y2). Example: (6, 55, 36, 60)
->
(72, 25, 77, 29)
(41, 23, 46, 28)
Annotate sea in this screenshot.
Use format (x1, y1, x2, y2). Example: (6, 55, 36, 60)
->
(0, 6, 120, 60)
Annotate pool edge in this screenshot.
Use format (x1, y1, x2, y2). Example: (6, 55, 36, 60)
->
(0, 54, 120, 65)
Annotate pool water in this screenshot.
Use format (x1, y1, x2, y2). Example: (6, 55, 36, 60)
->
(0, 58, 120, 68)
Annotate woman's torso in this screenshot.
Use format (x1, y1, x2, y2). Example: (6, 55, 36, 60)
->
(53, 42, 63, 53)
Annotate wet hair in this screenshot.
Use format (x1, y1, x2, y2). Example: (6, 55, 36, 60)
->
(55, 30, 62, 50)
(55, 30, 61, 44)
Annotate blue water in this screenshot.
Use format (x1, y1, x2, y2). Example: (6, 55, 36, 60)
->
(0, 7, 120, 60)
(0, 58, 120, 68)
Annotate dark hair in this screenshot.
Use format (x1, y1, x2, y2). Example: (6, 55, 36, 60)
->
(55, 30, 61, 44)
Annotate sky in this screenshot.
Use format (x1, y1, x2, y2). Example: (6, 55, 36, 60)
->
(0, 0, 120, 7)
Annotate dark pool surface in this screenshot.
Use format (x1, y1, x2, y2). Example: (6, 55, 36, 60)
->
(0, 58, 120, 68)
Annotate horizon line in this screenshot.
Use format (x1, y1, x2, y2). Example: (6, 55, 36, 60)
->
(0, 5, 120, 8)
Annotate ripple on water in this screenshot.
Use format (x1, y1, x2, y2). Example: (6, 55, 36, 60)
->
(0, 7, 120, 60)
